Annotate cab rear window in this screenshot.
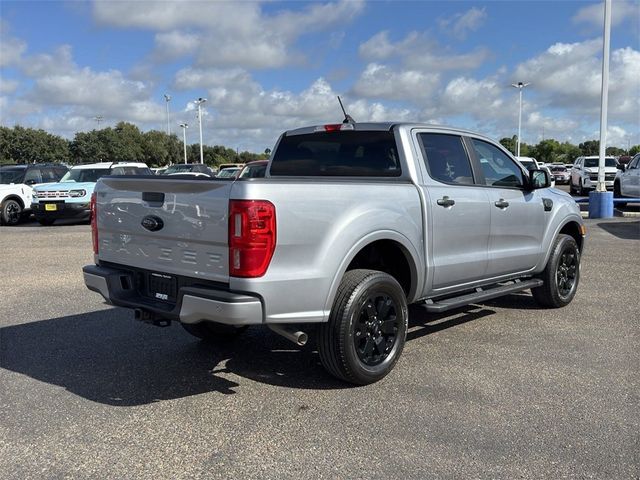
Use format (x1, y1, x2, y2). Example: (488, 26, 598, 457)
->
(270, 131, 401, 177)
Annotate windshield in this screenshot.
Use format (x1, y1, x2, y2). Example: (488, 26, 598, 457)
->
(239, 164, 267, 178)
(584, 158, 617, 168)
(217, 168, 240, 178)
(518, 160, 536, 171)
(551, 166, 567, 172)
(60, 168, 110, 183)
(164, 164, 194, 174)
(0, 168, 26, 184)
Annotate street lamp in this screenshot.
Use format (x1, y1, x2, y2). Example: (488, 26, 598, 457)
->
(93, 115, 103, 127)
(511, 81, 530, 157)
(179, 123, 189, 164)
(164, 94, 171, 136)
(194, 97, 207, 164)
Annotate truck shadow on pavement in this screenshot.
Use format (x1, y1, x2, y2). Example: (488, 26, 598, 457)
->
(596, 220, 640, 240)
(0, 298, 525, 405)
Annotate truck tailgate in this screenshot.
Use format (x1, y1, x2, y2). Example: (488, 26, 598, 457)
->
(96, 177, 231, 283)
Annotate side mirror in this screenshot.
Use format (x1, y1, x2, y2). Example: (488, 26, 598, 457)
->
(617, 164, 625, 171)
(24, 179, 37, 186)
(528, 169, 550, 190)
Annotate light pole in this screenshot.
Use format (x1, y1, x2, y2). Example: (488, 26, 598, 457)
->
(164, 94, 171, 136)
(179, 123, 188, 164)
(93, 115, 103, 127)
(511, 81, 530, 157)
(194, 97, 207, 164)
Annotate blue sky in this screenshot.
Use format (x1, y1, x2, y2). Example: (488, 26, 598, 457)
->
(1, 0, 638, 153)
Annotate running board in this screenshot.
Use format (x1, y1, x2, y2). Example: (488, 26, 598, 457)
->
(423, 279, 543, 313)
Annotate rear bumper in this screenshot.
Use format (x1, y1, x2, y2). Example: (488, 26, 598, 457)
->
(32, 202, 91, 220)
(83, 264, 263, 326)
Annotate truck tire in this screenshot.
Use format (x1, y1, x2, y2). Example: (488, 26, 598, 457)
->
(1, 199, 23, 226)
(532, 234, 580, 308)
(613, 182, 627, 208)
(181, 322, 248, 342)
(318, 269, 408, 385)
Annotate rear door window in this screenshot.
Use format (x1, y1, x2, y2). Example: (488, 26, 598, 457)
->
(270, 131, 401, 177)
(418, 133, 474, 185)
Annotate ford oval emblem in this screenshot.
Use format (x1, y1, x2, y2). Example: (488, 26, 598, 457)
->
(141, 215, 164, 232)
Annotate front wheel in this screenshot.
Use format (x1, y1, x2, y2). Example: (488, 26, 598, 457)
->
(318, 269, 408, 385)
(1, 199, 23, 225)
(532, 234, 580, 308)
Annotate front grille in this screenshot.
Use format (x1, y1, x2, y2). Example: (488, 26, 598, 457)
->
(588, 173, 616, 181)
(36, 190, 70, 199)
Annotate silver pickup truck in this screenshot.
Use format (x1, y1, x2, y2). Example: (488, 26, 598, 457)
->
(83, 122, 585, 385)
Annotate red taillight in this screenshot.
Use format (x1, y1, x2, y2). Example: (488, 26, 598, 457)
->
(321, 123, 355, 132)
(229, 200, 276, 278)
(90, 192, 98, 254)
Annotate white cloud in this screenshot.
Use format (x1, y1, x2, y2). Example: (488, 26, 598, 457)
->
(11, 45, 165, 126)
(513, 39, 640, 123)
(0, 20, 27, 67)
(353, 63, 440, 101)
(439, 7, 488, 40)
(359, 30, 490, 71)
(153, 31, 200, 61)
(0, 76, 19, 95)
(572, 0, 639, 28)
(95, 0, 364, 69)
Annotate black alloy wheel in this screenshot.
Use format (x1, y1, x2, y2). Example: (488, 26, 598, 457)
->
(1, 199, 22, 226)
(532, 234, 580, 308)
(556, 249, 578, 299)
(318, 269, 408, 385)
(353, 293, 399, 366)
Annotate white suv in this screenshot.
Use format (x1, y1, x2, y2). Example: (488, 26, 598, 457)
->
(570, 156, 618, 195)
(0, 164, 68, 225)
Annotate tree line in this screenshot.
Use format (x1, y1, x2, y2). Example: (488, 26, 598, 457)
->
(499, 136, 639, 164)
(0, 123, 269, 167)
(0, 123, 637, 167)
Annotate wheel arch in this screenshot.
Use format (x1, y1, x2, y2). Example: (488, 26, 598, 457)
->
(323, 231, 423, 315)
(1, 194, 25, 209)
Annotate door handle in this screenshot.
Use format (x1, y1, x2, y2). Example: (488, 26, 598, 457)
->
(494, 199, 509, 209)
(437, 196, 455, 207)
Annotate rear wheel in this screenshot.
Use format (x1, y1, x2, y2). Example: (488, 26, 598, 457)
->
(1, 199, 22, 226)
(613, 181, 627, 208)
(532, 234, 580, 308)
(181, 322, 248, 343)
(318, 269, 408, 385)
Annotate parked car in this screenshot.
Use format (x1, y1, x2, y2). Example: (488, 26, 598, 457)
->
(217, 163, 245, 171)
(151, 167, 168, 175)
(0, 163, 68, 225)
(238, 160, 268, 179)
(84, 122, 584, 385)
(516, 157, 555, 187)
(216, 167, 241, 179)
(550, 165, 570, 185)
(162, 164, 213, 176)
(569, 156, 618, 195)
(614, 153, 640, 206)
(31, 162, 151, 225)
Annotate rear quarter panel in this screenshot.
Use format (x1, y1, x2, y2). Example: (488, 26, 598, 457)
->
(229, 179, 424, 323)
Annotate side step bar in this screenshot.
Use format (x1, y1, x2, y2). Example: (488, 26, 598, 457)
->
(423, 279, 543, 313)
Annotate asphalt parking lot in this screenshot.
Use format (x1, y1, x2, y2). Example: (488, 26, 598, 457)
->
(1, 210, 638, 478)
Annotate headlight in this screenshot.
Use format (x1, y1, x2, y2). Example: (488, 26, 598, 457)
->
(69, 189, 86, 198)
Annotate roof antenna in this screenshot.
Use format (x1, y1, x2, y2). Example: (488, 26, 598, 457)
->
(337, 96, 355, 124)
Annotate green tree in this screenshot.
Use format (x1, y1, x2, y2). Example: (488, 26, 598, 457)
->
(579, 140, 599, 156)
(629, 145, 640, 156)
